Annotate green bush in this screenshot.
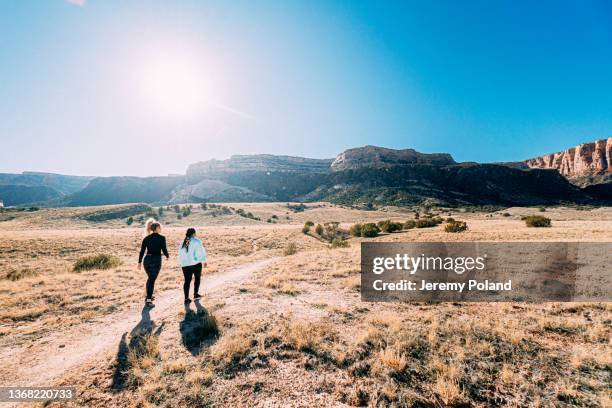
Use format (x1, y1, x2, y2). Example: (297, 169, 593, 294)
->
(315, 224, 324, 236)
(302, 225, 310, 234)
(73, 254, 121, 272)
(445, 221, 468, 233)
(404, 220, 417, 229)
(377, 220, 403, 233)
(304, 221, 314, 227)
(360, 223, 380, 238)
(524, 215, 551, 228)
(349, 223, 362, 237)
(502, 212, 511, 217)
(445, 217, 455, 223)
(126, 216, 134, 225)
(539, 207, 546, 212)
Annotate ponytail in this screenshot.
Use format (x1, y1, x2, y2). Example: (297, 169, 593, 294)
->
(182, 228, 196, 250)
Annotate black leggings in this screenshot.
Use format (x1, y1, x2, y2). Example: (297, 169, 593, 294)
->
(182, 263, 202, 299)
(143, 255, 162, 300)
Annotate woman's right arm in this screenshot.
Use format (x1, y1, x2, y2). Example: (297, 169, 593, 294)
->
(138, 238, 147, 264)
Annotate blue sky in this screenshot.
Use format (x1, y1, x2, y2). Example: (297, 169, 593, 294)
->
(1, 0, 612, 176)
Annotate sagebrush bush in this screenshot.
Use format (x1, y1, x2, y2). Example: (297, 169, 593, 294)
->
(524, 215, 551, 228)
(302, 225, 310, 234)
(304, 221, 314, 227)
(404, 220, 417, 229)
(315, 224, 324, 236)
(349, 223, 362, 237)
(73, 254, 121, 272)
(377, 220, 403, 233)
(360, 223, 380, 237)
(445, 220, 468, 233)
(416, 218, 442, 228)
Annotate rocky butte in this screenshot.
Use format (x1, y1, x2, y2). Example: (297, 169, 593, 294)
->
(523, 138, 612, 183)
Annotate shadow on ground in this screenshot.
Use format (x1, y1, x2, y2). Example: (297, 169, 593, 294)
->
(111, 305, 164, 391)
(179, 300, 219, 356)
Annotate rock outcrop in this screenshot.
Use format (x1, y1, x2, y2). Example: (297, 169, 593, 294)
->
(524, 138, 612, 179)
(331, 145, 456, 171)
(187, 155, 333, 178)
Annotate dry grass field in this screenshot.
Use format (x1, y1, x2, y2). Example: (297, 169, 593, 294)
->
(0, 202, 610, 407)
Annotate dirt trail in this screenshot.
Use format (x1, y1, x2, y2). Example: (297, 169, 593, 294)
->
(0, 258, 277, 395)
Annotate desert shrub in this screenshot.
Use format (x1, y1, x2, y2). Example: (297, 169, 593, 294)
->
(414, 211, 420, 219)
(330, 238, 350, 248)
(177, 214, 182, 219)
(83, 204, 151, 222)
(502, 212, 511, 217)
(173, 205, 180, 213)
(377, 220, 403, 233)
(404, 220, 417, 229)
(126, 216, 134, 225)
(200, 202, 208, 210)
(315, 224, 324, 236)
(323, 222, 341, 242)
(302, 225, 310, 234)
(416, 218, 441, 228)
(539, 207, 546, 212)
(5, 267, 38, 281)
(182, 206, 191, 217)
(524, 215, 551, 228)
(271, 215, 278, 219)
(360, 223, 380, 238)
(287, 203, 306, 212)
(28, 207, 39, 212)
(349, 223, 362, 237)
(73, 254, 121, 272)
(446, 217, 455, 223)
(304, 220, 314, 227)
(445, 220, 468, 233)
(158, 207, 164, 217)
(283, 242, 297, 256)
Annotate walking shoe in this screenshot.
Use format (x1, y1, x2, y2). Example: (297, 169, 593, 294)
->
(193, 293, 202, 300)
(145, 299, 155, 307)
(184, 298, 192, 304)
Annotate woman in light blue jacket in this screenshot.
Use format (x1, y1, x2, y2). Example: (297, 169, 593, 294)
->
(178, 228, 207, 303)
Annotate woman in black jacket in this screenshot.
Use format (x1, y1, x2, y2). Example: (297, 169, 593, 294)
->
(137, 221, 169, 307)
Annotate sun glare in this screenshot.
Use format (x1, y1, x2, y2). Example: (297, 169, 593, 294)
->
(141, 58, 207, 119)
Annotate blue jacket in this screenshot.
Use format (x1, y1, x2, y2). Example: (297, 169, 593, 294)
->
(178, 237, 206, 267)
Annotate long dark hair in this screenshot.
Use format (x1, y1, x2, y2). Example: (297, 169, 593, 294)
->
(182, 228, 196, 250)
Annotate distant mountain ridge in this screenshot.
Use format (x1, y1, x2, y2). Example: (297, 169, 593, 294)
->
(2, 142, 612, 207)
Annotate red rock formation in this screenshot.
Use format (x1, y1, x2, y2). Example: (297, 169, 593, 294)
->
(524, 138, 612, 178)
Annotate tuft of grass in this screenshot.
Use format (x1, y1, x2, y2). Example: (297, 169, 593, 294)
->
(523, 215, 551, 228)
(5, 267, 38, 281)
(283, 242, 297, 256)
(73, 254, 121, 272)
(330, 238, 350, 249)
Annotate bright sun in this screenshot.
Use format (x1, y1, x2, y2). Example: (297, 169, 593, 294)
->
(141, 58, 207, 119)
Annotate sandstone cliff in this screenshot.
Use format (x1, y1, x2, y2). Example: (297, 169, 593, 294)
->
(524, 138, 612, 179)
(330, 145, 456, 171)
